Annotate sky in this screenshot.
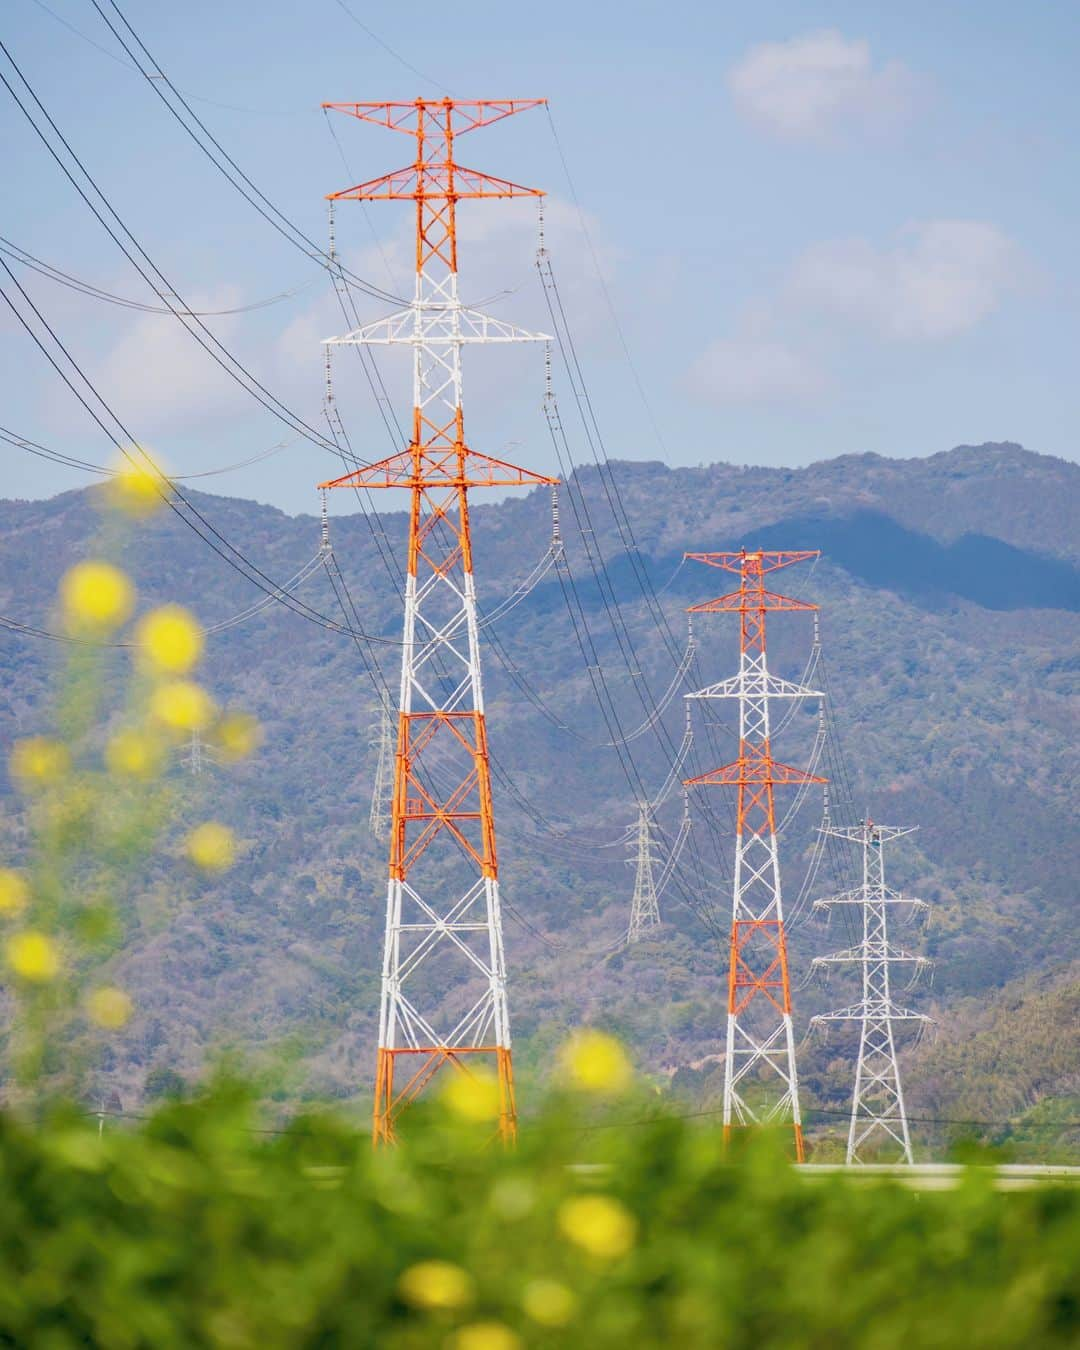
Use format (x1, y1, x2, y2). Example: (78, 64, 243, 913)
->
(2, 0, 1078, 513)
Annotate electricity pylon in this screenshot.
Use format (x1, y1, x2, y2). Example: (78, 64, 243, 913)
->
(625, 801, 662, 944)
(181, 727, 210, 776)
(684, 550, 824, 1161)
(318, 98, 555, 1145)
(368, 691, 394, 841)
(811, 821, 931, 1164)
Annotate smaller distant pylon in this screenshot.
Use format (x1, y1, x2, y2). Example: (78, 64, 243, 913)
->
(626, 800, 662, 945)
(811, 820, 932, 1165)
(181, 727, 210, 777)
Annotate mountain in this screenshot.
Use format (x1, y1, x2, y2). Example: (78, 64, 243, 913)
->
(0, 442, 1077, 1152)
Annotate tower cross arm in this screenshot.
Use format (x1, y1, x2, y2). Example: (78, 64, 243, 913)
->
(689, 588, 818, 614)
(319, 447, 558, 492)
(328, 164, 545, 203)
(685, 757, 827, 788)
(322, 99, 546, 136)
(685, 550, 819, 575)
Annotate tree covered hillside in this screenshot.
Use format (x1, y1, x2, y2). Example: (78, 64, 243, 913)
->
(0, 442, 1076, 1150)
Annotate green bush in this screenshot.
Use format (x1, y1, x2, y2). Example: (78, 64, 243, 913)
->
(0, 1085, 1076, 1349)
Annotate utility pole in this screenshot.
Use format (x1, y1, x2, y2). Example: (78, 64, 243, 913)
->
(318, 98, 555, 1145)
(684, 550, 824, 1161)
(811, 821, 931, 1164)
(625, 800, 662, 944)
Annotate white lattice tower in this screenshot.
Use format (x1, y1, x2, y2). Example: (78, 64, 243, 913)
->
(318, 99, 554, 1144)
(626, 800, 662, 945)
(684, 550, 824, 1160)
(368, 690, 394, 841)
(811, 822, 931, 1164)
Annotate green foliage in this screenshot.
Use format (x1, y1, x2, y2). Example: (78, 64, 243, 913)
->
(0, 1088, 1077, 1348)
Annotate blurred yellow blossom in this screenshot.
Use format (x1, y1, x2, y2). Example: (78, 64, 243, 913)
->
(150, 681, 214, 733)
(107, 457, 166, 517)
(447, 1324, 522, 1350)
(557, 1195, 637, 1260)
(60, 561, 134, 634)
(0, 870, 30, 917)
(443, 1068, 501, 1122)
(560, 1029, 632, 1095)
(105, 729, 165, 780)
(212, 712, 262, 762)
(86, 986, 133, 1029)
(6, 931, 60, 983)
(397, 1260, 474, 1311)
(137, 605, 203, 675)
(521, 1279, 577, 1328)
(10, 737, 71, 791)
(186, 822, 235, 872)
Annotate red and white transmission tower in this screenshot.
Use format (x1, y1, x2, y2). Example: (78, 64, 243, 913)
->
(684, 550, 824, 1160)
(318, 99, 555, 1144)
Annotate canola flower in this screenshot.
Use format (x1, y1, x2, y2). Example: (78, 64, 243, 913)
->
(9, 737, 71, 791)
(443, 1067, 502, 1122)
(60, 561, 134, 635)
(0, 870, 30, 917)
(447, 1324, 522, 1350)
(560, 1028, 632, 1095)
(137, 605, 203, 675)
(397, 1260, 474, 1311)
(186, 822, 236, 872)
(212, 712, 262, 762)
(557, 1194, 637, 1260)
(105, 728, 165, 781)
(150, 681, 215, 733)
(6, 931, 61, 983)
(106, 458, 166, 518)
(86, 986, 133, 1030)
(521, 1279, 577, 1328)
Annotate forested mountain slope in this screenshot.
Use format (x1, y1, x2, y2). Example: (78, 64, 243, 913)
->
(0, 442, 1076, 1149)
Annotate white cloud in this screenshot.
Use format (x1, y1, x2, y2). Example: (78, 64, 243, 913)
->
(788, 221, 1023, 339)
(687, 336, 825, 406)
(94, 287, 252, 430)
(728, 31, 918, 141)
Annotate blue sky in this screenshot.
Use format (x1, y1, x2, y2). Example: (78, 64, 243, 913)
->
(3, 0, 1077, 511)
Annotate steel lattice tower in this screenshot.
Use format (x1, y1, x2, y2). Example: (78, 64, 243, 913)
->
(811, 822, 930, 1164)
(626, 801, 662, 944)
(368, 691, 394, 842)
(684, 550, 824, 1160)
(318, 99, 554, 1145)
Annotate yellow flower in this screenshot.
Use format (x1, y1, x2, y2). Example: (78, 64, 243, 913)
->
(60, 561, 134, 634)
(186, 822, 235, 872)
(87, 986, 133, 1029)
(137, 605, 203, 675)
(560, 1029, 632, 1095)
(521, 1279, 577, 1328)
(443, 1068, 501, 1122)
(6, 931, 60, 982)
(212, 712, 262, 762)
(150, 681, 214, 733)
(397, 1260, 474, 1311)
(106, 457, 166, 517)
(447, 1324, 522, 1350)
(0, 870, 30, 917)
(10, 737, 70, 791)
(557, 1195, 637, 1260)
(105, 729, 165, 780)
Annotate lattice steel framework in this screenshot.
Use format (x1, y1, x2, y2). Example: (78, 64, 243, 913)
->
(684, 550, 824, 1160)
(626, 801, 662, 945)
(811, 822, 930, 1164)
(368, 691, 394, 842)
(318, 99, 554, 1144)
